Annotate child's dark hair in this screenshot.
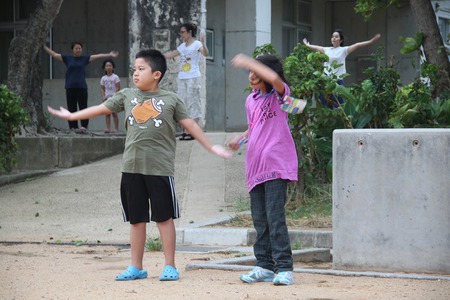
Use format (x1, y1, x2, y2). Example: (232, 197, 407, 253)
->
(334, 29, 345, 46)
(71, 41, 83, 49)
(102, 58, 115, 74)
(255, 54, 287, 92)
(135, 49, 167, 81)
(180, 22, 198, 38)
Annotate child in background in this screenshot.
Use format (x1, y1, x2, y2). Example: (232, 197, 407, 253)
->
(227, 53, 298, 286)
(100, 59, 120, 134)
(48, 49, 232, 282)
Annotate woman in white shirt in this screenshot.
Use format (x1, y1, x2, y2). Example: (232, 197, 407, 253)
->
(303, 29, 381, 108)
(165, 22, 209, 140)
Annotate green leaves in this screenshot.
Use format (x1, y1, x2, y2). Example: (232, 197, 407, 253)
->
(0, 84, 29, 173)
(399, 33, 424, 54)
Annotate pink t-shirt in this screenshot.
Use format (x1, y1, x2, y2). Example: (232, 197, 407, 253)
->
(245, 82, 298, 192)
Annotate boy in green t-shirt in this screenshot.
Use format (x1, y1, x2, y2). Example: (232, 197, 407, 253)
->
(48, 49, 231, 282)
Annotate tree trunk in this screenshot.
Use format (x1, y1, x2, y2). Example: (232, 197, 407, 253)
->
(7, 0, 64, 134)
(409, 0, 450, 93)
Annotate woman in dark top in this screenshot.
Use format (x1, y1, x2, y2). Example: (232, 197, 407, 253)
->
(43, 42, 118, 132)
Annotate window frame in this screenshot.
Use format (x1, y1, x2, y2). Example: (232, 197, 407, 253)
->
(205, 29, 214, 61)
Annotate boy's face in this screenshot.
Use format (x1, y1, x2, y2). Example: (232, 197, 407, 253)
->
(133, 58, 161, 92)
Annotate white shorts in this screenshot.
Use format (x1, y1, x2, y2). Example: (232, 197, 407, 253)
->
(177, 77, 202, 119)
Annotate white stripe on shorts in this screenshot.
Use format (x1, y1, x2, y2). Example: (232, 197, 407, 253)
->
(169, 176, 180, 218)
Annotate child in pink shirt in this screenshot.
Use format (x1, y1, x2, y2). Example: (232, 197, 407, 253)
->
(228, 54, 298, 286)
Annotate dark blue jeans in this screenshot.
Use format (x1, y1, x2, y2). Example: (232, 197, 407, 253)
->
(249, 179, 293, 273)
(320, 79, 345, 109)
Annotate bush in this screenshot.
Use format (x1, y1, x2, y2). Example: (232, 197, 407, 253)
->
(0, 84, 29, 173)
(252, 43, 450, 208)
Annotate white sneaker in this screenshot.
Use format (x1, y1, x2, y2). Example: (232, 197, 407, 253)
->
(240, 267, 275, 283)
(273, 271, 294, 285)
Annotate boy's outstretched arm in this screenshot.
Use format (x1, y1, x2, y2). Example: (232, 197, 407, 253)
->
(178, 118, 232, 158)
(48, 104, 112, 121)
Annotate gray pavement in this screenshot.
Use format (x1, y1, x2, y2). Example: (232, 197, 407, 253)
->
(0, 132, 249, 246)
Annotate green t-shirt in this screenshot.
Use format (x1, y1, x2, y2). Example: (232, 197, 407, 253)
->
(104, 88, 190, 176)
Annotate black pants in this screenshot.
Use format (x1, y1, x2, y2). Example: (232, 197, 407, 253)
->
(66, 88, 89, 129)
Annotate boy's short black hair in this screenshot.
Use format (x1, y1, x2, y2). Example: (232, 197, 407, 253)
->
(255, 54, 287, 91)
(135, 49, 167, 81)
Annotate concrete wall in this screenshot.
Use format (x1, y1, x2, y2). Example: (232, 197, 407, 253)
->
(332, 129, 450, 274)
(224, 0, 273, 131)
(14, 136, 125, 171)
(205, 0, 226, 131)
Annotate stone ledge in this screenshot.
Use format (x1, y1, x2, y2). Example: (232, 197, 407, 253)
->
(14, 135, 125, 170)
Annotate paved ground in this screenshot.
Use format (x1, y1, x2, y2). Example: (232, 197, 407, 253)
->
(1, 132, 449, 299)
(0, 132, 248, 244)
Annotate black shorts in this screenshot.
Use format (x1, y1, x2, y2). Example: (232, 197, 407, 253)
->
(120, 173, 180, 224)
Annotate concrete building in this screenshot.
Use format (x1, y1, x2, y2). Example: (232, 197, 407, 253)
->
(0, 0, 434, 132)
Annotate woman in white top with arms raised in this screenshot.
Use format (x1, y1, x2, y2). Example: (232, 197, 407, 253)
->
(303, 29, 381, 108)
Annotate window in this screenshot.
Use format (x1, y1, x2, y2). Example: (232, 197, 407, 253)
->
(438, 17, 450, 46)
(281, 0, 311, 58)
(0, 0, 38, 83)
(297, 0, 311, 25)
(205, 29, 214, 61)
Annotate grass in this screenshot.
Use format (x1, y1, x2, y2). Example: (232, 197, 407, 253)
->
(225, 183, 332, 229)
(233, 195, 251, 212)
(145, 237, 162, 251)
(232, 183, 332, 220)
(285, 183, 332, 220)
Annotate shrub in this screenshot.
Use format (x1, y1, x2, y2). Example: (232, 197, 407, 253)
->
(0, 84, 29, 173)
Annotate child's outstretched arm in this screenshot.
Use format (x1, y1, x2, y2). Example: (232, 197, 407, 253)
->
(178, 118, 232, 158)
(48, 104, 112, 121)
(231, 54, 285, 95)
(227, 129, 248, 151)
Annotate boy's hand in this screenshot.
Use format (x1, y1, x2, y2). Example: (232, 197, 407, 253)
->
(48, 106, 71, 120)
(210, 145, 233, 158)
(227, 135, 246, 151)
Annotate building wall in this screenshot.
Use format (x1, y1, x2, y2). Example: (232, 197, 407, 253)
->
(205, 0, 226, 131)
(5, 0, 424, 132)
(42, 0, 128, 132)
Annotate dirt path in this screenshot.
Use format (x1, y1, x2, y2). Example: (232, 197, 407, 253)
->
(1, 243, 448, 300)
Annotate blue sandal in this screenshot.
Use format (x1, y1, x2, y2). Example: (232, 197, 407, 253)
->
(159, 265, 179, 281)
(115, 265, 148, 281)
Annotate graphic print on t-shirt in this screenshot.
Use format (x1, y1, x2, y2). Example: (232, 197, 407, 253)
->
(181, 48, 198, 72)
(251, 97, 278, 129)
(181, 57, 192, 72)
(128, 97, 165, 127)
